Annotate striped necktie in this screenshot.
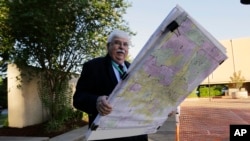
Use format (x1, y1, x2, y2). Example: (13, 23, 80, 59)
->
(118, 65, 127, 79)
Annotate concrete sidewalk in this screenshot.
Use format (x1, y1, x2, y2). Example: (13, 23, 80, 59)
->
(148, 115, 177, 141)
(0, 115, 177, 141)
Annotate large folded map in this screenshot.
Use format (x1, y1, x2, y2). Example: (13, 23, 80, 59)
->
(85, 5, 228, 140)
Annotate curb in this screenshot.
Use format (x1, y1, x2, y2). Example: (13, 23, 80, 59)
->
(49, 126, 88, 141)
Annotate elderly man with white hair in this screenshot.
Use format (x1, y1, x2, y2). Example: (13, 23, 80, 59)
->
(73, 29, 148, 141)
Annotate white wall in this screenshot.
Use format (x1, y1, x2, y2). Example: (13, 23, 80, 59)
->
(7, 64, 49, 128)
(202, 37, 250, 85)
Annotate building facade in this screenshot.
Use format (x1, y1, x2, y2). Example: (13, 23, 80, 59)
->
(201, 37, 250, 93)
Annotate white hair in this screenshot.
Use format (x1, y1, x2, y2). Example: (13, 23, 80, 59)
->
(107, 29, 131, 44)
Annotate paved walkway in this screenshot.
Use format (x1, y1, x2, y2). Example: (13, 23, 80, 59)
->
(179, 97, 250, 141)
(1, 97, 250, 141)
(0, 113, 177, 141)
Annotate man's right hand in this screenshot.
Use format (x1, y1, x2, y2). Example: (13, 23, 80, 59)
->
(96, 95, 113, 116)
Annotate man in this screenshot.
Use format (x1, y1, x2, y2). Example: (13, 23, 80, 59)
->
(73, 29, 148, 141)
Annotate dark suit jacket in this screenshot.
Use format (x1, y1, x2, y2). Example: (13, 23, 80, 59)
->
(73, 55, 148, 141)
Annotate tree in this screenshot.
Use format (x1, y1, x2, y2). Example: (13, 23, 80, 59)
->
(0, 0, 14, 110)
(0, 0, 14, 77)
(229, 70, 246, 90)
(3, 0, 133, 129)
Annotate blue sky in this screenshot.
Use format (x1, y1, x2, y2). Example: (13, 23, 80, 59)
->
(124, 0, 250, 58)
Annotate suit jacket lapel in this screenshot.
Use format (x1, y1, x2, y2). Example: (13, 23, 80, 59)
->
(105, 55, 118, 86)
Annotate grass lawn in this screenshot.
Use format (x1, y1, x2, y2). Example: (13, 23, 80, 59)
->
(187, 92, 198, 98)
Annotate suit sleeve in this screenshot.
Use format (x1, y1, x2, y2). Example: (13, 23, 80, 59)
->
(73, 62, 98, 115)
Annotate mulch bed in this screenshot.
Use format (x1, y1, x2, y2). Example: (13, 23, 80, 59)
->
(0, 120, 88, 138)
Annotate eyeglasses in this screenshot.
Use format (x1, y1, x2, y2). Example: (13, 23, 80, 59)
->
(111, 40, 129, 48)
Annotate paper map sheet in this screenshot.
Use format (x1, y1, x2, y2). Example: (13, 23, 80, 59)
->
(85, 5, 228, 140)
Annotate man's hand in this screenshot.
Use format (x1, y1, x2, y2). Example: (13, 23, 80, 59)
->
(96, 96, 112, 116)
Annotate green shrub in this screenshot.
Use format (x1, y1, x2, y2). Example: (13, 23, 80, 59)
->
(188, 85, 225, 98)
(45, 119, 64, 133)
(0, 114, 8, 127)
(199, 85, 222, 97)
(82, 112, 88, 122)
(0, 77, 7, 108)
(45, 109, 83, 133)
(3, 118, 8, 127)
(187, 89, 198, 98)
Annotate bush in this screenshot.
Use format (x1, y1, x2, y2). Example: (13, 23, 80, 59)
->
(0, 77, 7, 108)
(0, 114, 8, 126)
(199, 85, 223, 97)
(45, 109, 83, 133)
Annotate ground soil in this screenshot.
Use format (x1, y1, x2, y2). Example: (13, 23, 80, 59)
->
(0, 120, 88, 138)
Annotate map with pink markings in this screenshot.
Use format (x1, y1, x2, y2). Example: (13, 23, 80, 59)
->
(86, 5, 228, 140)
